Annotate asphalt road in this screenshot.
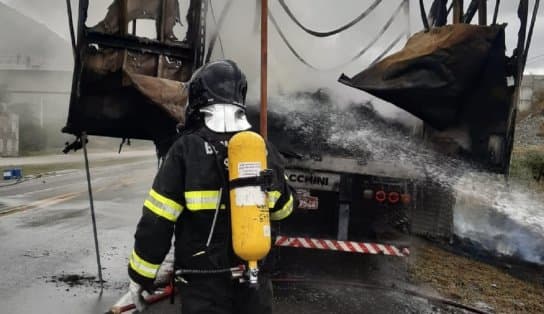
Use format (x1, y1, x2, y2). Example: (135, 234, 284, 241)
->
(0, 158, 474, 314)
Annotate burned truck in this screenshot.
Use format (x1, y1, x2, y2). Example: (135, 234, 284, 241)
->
(63, 0, 536, 258)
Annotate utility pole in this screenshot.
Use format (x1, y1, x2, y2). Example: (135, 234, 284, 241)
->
(260, 0, 268, 140)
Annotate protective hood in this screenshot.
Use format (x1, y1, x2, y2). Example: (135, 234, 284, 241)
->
(200, 104, 251, 133)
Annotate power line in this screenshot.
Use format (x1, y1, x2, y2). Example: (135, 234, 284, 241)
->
(526, 54, 544, 64)
(209, 0, 225, 59)
(269, 1, 406, 71)
(370, 31, 406, 66)
(277, 0, 383, 37)
(206, 0, 234, 63)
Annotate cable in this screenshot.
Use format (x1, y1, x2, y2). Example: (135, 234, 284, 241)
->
(269, 1, 406, 71)
(463, 0, 480, 24)
(206, 187, 222, 247)
(370, 31, 406, 66)
(206, 0, 233, 63)
(419, 0, 430, 31)
(526, 53, 544, 65)
(277, 0, 383, 38)
(492, 0, 501, 25)
(429, 0, 448, 27)
(207, 0, 227, 62)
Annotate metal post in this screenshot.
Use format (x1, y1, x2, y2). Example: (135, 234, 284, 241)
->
(157, 0, 167, 77)
(82, 132, 104, 291)
(65, 0, 77, 58)
(453, 0, 464, 23)
(260, 0, 268, 140)
(119, 0, 128, 35)
(478, 0, 488, 25)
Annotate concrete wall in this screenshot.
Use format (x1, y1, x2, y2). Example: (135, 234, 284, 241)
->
(0, 111, 19, 157)
(519, 75, 544, 111)
(0, 68, 72, 151)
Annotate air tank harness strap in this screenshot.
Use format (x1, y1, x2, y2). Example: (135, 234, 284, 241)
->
(229, 169, 275, 191)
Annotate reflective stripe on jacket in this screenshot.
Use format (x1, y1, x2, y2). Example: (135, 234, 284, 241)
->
(128, 128, 294, 288)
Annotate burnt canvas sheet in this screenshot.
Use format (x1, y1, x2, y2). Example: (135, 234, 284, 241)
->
(339, 24, 514, 172)
(339, 24, 510, 131)
(63, 0, 205, 144)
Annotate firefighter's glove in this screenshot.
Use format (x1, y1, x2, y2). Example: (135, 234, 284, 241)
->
(129, 279, 148, 312)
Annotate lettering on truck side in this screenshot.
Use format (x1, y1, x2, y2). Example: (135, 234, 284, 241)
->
(288, 174, 329, 186)
(285, 170, 340, 192)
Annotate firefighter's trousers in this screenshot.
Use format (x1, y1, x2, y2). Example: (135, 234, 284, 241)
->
(180, 274, 273, 314)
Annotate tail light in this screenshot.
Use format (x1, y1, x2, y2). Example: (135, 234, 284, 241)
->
(363, 189, 374, 200)
(375, 190, 386, 203)
(388, 192, 400, 204)
(401, 194, 411, 204)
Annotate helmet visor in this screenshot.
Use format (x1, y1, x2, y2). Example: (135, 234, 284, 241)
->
(200, 104, 252, 133)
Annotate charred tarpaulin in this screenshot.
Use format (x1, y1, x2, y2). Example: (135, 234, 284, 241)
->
(340, 24, 515, 173)
(63, 0, 207, 153)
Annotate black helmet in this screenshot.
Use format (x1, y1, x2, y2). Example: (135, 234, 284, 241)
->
(185, 60, 248, 125)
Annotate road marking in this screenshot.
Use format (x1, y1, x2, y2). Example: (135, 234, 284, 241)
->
(0, 191, 84, 217)
(0, 175, 146, 217)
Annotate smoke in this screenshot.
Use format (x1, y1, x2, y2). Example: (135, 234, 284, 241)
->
(265, 92, 544, 265)
(212, 0, 413, 121)
(454, 176, 544, 264)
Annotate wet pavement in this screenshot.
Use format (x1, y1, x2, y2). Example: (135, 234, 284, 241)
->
(0, 158, 474, 313)
(0, 158, 156, 313)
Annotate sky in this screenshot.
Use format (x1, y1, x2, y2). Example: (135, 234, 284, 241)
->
(1, 0, 543, 118)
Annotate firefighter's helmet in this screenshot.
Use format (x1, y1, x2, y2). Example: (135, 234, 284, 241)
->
(185, 60, 251, 133)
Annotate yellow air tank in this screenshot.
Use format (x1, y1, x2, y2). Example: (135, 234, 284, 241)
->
(228, 131, 271, 285)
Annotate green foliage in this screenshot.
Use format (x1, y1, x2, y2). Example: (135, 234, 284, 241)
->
(525, 151, 544, 181)
(510, 149, 544, 184)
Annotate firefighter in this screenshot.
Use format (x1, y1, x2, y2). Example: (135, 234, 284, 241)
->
(125, 59, 294, 313)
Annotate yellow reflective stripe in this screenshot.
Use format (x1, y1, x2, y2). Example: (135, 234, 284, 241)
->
(270, 194, 294, 221)
(144, 189, 183, 222)
(267, 190, 282, 209)
(185, 190, 222, 211)
(129, 250, 160, 279)
(150, 189, 182, 212)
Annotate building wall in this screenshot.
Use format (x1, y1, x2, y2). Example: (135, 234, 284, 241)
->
(519, 75, 544, 111)
(0, 111, 19, 157)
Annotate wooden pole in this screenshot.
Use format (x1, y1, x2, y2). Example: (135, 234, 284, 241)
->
(478, 0, 488, 25)
(260, 0, 268, 140)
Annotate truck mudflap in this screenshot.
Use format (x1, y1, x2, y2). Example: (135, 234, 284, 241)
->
(274, 236, 410, 257)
